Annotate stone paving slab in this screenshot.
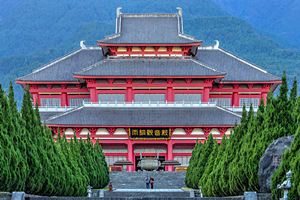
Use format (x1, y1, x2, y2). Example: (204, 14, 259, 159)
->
(109, 171, 186, 189)
(113, 189, 184, 192)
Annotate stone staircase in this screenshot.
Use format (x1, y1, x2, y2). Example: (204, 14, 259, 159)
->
(109, 171, 187, 189)
(104, 171, 189, 199)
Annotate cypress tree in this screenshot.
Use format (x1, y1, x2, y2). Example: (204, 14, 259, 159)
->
(185, 139, 203, 188)
(204, 135, 228, 197)
(0, 85, 25, 192)
(94, 140, 109, 188)
(199, 138, 219, 194)
(217, 106, 248, 196)
(20, 89, 44, 194)
(247, 99, 266, 191)
(289, 76, 297, 108)
(192, 134, 215, 189)
(271, 113, 300, 199)
(273, 71, 294, 138)
(79, 135, 97, 187)
(229, 104, 255, 195)
(63, 134, 88, 196)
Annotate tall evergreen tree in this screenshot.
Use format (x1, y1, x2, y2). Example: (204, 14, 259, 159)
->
(271, 113, 300, 199)
(185, 139, 203, 188)
(93, 140, 109, 188)
(202, 135, 228, 197)
(198, 137, 219, 193)
(273, 71, 294, 138)
(190, 134, 215, 189)
(20, 89, 44, 194)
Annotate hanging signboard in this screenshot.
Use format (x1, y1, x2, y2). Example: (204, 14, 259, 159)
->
(129, 128, 171, 140)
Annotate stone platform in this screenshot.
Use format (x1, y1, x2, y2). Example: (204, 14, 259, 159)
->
(109, 171, 187, 189)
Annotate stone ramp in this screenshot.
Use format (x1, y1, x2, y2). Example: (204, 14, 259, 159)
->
(109, 171, 186, 189)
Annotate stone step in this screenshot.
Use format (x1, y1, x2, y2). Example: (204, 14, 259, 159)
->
(104, 191, 190, 199)
(109, 171, 187, 189)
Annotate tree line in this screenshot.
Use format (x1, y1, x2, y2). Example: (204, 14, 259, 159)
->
(0, 82, 109, 196)
(185, 71, 300, 199)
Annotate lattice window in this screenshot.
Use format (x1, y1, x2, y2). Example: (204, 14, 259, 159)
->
(105, 156, 127, 166)
(40, 98, 61, 107)
(174, 94, 202, 103)
(209, 98, 231, 107)
(134, 94, 165, 103)
(174, 156, 191, 166)
(239, 98, 260, 107)
(69, 98, 90, 107)
(98, 94, 125, 103)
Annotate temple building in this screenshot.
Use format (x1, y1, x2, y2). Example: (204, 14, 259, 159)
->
(16, 8, 281, 171)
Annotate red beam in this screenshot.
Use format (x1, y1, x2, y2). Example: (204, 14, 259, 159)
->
(15, 80, 80, 84)
(97, 43, 203, 47)
(47, 125, 235, 128)
(74, 75, 225, 80)
(29, 89, 89, 93)
(104, 153, 128, 156)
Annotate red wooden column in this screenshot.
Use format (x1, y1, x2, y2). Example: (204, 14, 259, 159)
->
(61, 92, 67, 106)
(232, 92, 239, 107)
(202, 87, 210, 103)
(127, 140, 134, 171)
(167, 140, 174, 171)
(90, 87, 97, 102)
(61, 85, 68, 106)
(167, 87, 174, 102)
(33, 93, 39, 106)
(126, 87, 133, 102)
(262, 92, 267, 105)
(232, 84, 239, 107)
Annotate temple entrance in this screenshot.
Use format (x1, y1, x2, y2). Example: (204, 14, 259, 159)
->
(135, 155, 165, 171)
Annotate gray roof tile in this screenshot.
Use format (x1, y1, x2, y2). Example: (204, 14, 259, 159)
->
(17, 48, 103, 82)
(46, 106, 241, 126)
(99, 16, 201, 44)
(196, 48, 280, 82)
(75, 58, 224, 77)
(40, 112, 64, 122)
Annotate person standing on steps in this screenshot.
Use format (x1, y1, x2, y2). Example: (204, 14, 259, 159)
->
(150, 177, 154, 189)
(145, 176, 150, 189)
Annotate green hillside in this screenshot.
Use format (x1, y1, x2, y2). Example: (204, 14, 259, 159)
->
(0, 0, 226, 58)
(3, 15, 300, 106)
(213, 0, 300, 46)
(184, 16, 300, 82)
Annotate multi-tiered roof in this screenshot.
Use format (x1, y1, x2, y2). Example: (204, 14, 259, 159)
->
(16, 8, 280, 143)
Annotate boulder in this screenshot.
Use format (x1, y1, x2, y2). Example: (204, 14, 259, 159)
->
(258, 135, 294, 193)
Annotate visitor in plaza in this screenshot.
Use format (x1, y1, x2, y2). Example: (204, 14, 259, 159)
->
(145, 176, 150, 189)
(150, 177, 154, 189)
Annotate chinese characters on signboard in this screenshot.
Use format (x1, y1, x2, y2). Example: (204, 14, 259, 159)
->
(129, 128, 171, 140)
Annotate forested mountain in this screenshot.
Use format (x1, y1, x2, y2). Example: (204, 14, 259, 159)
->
(213, 0, 300, 48)
(0, 0, 299, 106)
(0, 0, 226, 58)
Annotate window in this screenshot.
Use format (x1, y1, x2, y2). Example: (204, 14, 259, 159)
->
(210, 98, 231, 107)
(174, 156, 191, 166)
(239, 98, 260, 107)
(40, 98, 61, 107)
(174, 94, 202, 103)
(134, 94, 165, 103)
(69, 98, 90, 107)
(98, 94, 125, 103)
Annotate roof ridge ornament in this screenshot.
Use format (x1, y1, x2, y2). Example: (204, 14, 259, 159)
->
(176, 7, 182, 16)
(80, 40, 87, 49)
(214, 40, 219, 49)
(117, 7, 122, 17)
